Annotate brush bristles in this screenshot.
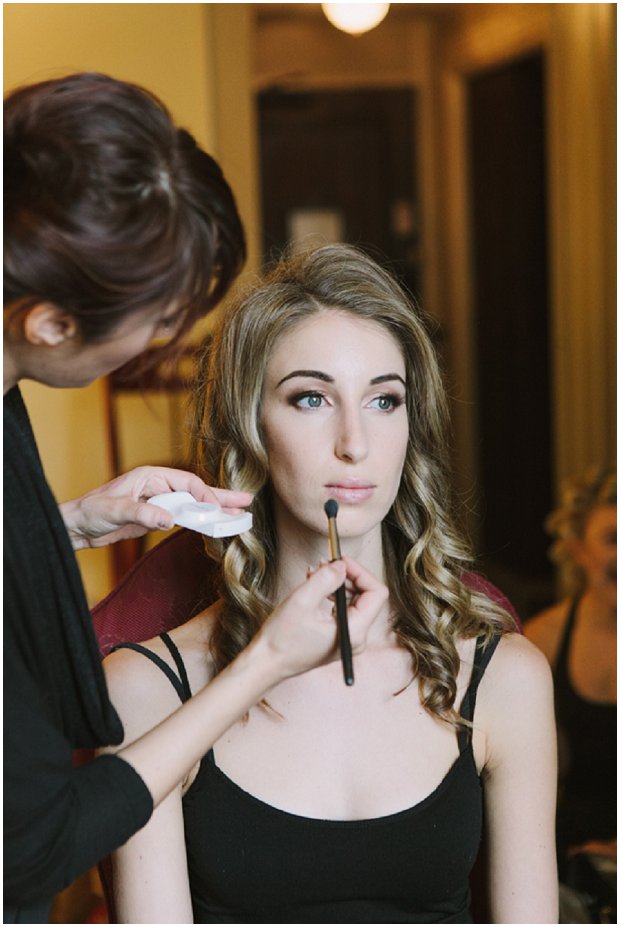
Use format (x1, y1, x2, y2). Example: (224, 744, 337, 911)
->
(324, 499, 339, 519)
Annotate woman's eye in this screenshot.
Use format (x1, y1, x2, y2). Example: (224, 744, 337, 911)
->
(290, 392, 326, 409)
(369, 394, 404, 412)
(158, 318, 179, 336)
(155, 311, 184, 338)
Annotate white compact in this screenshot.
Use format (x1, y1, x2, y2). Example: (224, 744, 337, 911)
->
(147, 491, 253, 538)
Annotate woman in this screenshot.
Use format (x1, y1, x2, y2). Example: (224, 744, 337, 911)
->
(4, 75, 381, 923)
(103, 244, 558, 923)
(525, 467, 616, 869)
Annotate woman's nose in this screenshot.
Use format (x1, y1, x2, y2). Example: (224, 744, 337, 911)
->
(334, 410, 369, 463)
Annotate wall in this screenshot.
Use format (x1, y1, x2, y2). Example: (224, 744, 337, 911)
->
(546, 3, 616, 487)
(4, 2, 259, 602)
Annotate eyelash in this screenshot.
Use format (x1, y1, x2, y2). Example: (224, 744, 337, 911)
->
(371, 393, 405, 412)
(155, 310, 185, 337)
(157, 318, 177, 335)
(288, 391, 326, 410)
(288, 391, 405, 412)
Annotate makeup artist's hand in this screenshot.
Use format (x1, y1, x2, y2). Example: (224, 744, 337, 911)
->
(255, 557, 387, 678)
(60, 466, 253, 551)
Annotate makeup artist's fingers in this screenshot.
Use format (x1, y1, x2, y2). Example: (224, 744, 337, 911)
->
(341, 556, 388, 653)
(306, 560, 329, 579)
(341, 555, 384, 593)
(259, 560, 350, 677)
(327, 576, 357, 605)
(60, 467, 254, 550)
(318, 558, 373, 607)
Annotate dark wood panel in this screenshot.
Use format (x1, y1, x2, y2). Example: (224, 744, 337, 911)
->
(468, 52, 553, 597)
(258, 88, 420, 298)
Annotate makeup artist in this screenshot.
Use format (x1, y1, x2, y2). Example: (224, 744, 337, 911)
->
(3, 74, 383, 924)
(102, 244, 558, 924)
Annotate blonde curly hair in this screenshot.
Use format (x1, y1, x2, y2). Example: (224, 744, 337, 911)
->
(545, 465, 616, 596)
(192, 244, 515, 726)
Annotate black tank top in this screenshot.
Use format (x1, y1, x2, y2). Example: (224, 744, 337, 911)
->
(553, 599, 616, 847)
(116, 633, 500, 923)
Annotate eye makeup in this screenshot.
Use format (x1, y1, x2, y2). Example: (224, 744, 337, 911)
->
(286, 389, 405, 413)
(286, 390, 327, 408)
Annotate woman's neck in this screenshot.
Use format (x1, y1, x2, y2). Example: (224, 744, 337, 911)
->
(579, 587, 617, 632)
(272, 512, 385, 603)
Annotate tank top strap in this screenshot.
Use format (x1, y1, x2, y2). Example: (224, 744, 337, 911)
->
(160, 631, 192, 701)
(553, 597, 579, 677)
(110, 636, 192, 705)
(457, 632, 502, 752)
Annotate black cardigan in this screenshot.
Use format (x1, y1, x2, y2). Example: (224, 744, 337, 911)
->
(3, 386, 153, 922)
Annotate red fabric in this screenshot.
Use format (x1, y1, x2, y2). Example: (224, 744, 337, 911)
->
(91, 529, 218, 656)
(462, 570, 522, 631)
(92, 529, 521, 659)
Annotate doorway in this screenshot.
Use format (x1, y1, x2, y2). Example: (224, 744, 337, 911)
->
(468, 51, 553, 613)
(258, 87, 420, 299)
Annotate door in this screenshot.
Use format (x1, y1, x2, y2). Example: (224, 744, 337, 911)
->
(258, 87, 420, 299)
(468, 52, 553, 612)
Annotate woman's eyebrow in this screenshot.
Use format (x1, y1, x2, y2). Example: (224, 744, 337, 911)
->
(276, 370, 407, 388)
(276, 370, 333, 387)
(370, 373, 407, 387)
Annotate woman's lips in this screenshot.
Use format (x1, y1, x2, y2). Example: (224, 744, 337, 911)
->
(324, 483, 375, 504)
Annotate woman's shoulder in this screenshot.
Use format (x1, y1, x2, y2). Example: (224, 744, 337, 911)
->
(102, 604, 219, 750)
(478, 633, 554, 724)
(490, 631, 554, 684)
(462, 630, 552, 697)
(476, 633, 555, 768)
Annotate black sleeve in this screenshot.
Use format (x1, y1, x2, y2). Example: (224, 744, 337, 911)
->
(3, 387, 154, 906)
(3, 654, 153, 906)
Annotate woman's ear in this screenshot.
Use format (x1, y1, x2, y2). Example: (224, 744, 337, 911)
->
(22, 302, 78, 347)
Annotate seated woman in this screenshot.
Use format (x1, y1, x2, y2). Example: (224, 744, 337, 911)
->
(525, 467, 616, 871)
(102, 244, 557, 924)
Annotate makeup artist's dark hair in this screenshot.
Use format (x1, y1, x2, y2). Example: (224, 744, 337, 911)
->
(4, 72, 245, 344)
(194, 244, 515, 726)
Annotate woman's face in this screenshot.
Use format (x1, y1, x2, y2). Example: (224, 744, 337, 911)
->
(22, 300, 184, 389)
(573, 503, 617, 607)
(261, 310, 409, 543)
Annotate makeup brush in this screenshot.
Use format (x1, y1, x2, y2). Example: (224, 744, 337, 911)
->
(324, 499, 354, 686)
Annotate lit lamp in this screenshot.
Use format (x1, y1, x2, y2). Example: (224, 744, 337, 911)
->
(321, 3, 390, 35)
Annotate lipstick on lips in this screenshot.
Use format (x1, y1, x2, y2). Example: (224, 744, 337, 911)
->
(324, 479, 375, 505)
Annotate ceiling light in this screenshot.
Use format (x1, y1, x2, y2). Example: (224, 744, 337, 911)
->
(321, 3, 390, 36)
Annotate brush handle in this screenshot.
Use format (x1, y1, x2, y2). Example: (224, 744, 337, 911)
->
(327, 518, 341, 561)
(334, 583, 354, 686)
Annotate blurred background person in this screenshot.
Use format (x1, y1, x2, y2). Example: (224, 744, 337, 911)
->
(525, 465, 616, 921)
